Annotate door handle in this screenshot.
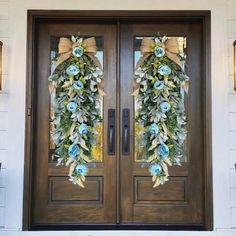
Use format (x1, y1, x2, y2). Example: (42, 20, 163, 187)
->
(122, 108, 130, 155)
(108, 109, 115, 155)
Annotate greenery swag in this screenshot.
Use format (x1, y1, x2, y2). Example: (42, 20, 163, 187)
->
(134, 35, 189, 187)
(48, 35, 104, 188)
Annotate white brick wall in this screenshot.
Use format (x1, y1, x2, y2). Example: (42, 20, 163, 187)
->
(0, 0, 9, 229)
(0, 0, 235, 235)
(227, 0, 236, 228)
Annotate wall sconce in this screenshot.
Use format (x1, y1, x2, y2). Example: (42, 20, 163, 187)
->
(234, 40, 236, 91)
(0, 41, 2, 91)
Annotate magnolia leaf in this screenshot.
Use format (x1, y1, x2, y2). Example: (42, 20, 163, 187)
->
(88, 96, 94, 103)
(62, 81, 71, 88)
(160, 176, 169, 185)
(68, 176, 77, 184)
(48, 74, 59, 81)
(78, 38, 83, 44)
(152, 175, 158, 182)
(167, 80, 176, 88)
(96, 77, 102, 83)
(177, 132, 186, 144)
(76, 177, 85, 188)
(94, 67, 103, 75)
(52, 132, 61, 141)
(146, 74, 153, 80)
(79, 138, 89, 151)
(69, 161, 76, 176)
(66, 157, 74, 167)
(61, 131, 70, 140)
(155, 37, 161, 43)
(144, 96, 149, 103)
(69, 122, 77, 136)
(56, 157, 64, 166)
(85, 74, 92, 80)
(147, 153, 156, 162)
(71, 35, 77, 42)
(81, 175, 86, 182)
(164, 157, 172, 166)
(136, 77, 142, 83)
(81, 151, 92, 162)
(148, 138, 159, 151)
(161, 123, 168, 136)
(161, 162, 169, 177)
(134, 68, 145, 77)
(153, 177, 161, 188)
(175, 158, 181, 166)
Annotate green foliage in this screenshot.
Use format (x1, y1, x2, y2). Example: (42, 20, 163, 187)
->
(49, 35, 103, 187)
(135, 35, 189, 186)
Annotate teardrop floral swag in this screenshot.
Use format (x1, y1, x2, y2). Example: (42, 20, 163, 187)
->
(48, 35, 104, 188)
(134, 35, 189, 188)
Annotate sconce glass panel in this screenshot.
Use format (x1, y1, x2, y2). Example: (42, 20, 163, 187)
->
(0, 41, 2, 91)
(234, 40, 236, 91)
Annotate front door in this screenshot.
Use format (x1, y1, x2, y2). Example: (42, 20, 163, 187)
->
(26, 15, 211, 230)
(120, 23, 203, 225)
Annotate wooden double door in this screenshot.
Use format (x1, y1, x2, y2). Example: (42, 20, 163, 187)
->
(28, 17, 211, 230)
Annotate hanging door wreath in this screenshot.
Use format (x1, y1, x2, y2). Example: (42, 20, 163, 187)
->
(48, 35, 105, 188)
(133, 36, 189, 187)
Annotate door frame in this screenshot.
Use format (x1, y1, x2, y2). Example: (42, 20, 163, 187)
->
(23, 10, 212, 231)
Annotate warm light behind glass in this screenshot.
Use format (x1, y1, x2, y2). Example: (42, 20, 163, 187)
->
(134, 36, 188, 163)
(234, 40, 236, 91)
(0, 41, 2, 91)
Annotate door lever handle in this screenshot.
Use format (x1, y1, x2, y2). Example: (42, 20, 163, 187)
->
(122, 109, 130, 155)
(108, 109, 115, 155)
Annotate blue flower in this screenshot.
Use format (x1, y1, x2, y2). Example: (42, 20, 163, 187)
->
(68, 144, 80, 158)
(79, 123, 88, 135)
(67, 102, 78, 113)
(158, 65, 171, 76)
(149, 163, 162, 175)
(160, 101, 171, 113)
(66, 65, 80, 76)
(149, 123, 159, 135)
(157, 144, 169, 158)
(72, 46, 84, 57)
(75, 163, 88, 175)
(73, 80, 84, 90)
(154, 80, 164, 90)
(154, 46, 165, 57)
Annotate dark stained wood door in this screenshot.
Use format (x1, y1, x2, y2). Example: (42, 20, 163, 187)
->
(29, 17, 211, 229)
(33, 23, 117, 224)
(120, 23, 204, 225)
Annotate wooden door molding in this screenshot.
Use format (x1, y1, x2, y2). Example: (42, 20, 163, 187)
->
(23, 10, 212, 231)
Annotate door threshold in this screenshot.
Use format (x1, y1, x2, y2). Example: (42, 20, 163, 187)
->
(30, 224, 206, 231)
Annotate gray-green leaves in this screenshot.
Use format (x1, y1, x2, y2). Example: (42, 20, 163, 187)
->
(134, 35, 189, 187)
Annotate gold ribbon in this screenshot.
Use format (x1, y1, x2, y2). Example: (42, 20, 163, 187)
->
(51, 37, 105, 96)
(132, 37, 188, 96)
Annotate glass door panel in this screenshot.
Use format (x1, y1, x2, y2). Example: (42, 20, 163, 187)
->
(134, 36, 188, 163)
(49, 36, 104, 162)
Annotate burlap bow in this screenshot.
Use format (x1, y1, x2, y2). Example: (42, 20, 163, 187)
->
(132, 37, 188, 96)
(51, 37, 105, 96)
